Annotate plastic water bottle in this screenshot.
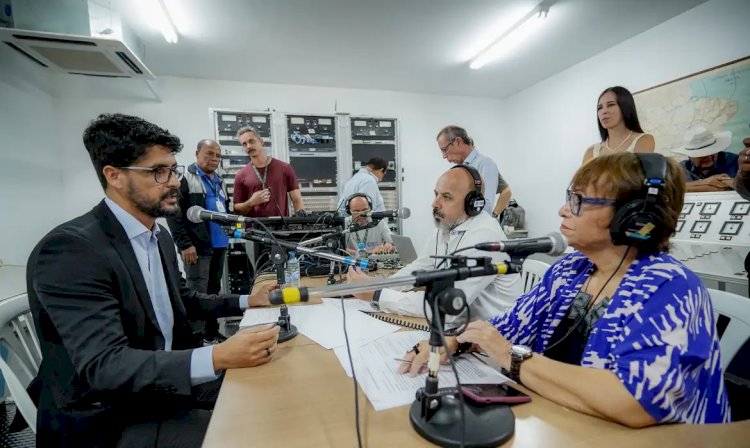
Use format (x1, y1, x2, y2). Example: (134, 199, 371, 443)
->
(356, 242, 369, 273)
(285, 251, 300, 287)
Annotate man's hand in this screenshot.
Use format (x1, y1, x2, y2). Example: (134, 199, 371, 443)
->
(248, 283, 275, 307)
(706, 174, 735, 190)
(212, 324, 280, 370)
(346, 266, 374, 300)
(457, 321, 512, 370)
(181, 246, 198, 265)
(248, 189, 271, 207)
(345, 247, 357, 256)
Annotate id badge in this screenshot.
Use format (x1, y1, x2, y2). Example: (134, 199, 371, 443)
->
(216, 200, 226, 212)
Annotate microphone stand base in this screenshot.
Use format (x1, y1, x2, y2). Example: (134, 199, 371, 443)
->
(409, 391, 514, 448)
(278, 324, 298, 343)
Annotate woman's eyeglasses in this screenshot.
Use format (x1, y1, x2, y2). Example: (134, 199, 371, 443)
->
(566, 189, 616, 216)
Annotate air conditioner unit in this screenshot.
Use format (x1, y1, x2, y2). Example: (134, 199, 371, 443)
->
(0, 27, 155, 79)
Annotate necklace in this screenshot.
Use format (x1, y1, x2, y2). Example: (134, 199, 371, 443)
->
(604, 130, 633, 152)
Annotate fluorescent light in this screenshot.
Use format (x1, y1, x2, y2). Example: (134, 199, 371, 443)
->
(468, 1, 552, 70)
(142, 0, 179, 44)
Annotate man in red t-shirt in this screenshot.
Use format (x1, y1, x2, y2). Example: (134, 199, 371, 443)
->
(233, 127, 305, 217)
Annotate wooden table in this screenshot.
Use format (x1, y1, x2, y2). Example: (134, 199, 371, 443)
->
(204, 275, 750, 447)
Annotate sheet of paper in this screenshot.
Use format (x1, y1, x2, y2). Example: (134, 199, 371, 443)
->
(239, 305, 324, 328)
(320, 297, 376, 313)
(292, 303, 400, 349)
(347, 331, 510, 411)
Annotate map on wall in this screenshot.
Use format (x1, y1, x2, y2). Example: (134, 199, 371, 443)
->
(634, 56, 750, 157)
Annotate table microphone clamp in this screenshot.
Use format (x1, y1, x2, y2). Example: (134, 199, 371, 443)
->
(277, 305, 298, 343)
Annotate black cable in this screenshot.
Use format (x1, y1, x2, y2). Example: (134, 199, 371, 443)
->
(541, 247, 631, 355)
(433, 298, 466, 448)
(340, 296, 363, 448)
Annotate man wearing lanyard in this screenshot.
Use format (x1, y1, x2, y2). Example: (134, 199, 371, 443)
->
(343, 193, 395, 254)
(233, 126, 305, 217)
(167, 139, 230, 343)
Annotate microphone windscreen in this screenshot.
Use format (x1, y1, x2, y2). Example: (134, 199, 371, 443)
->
(187, 206, 205, 224)
(400, 207, 411, 219)
(546, 232, 568, 256)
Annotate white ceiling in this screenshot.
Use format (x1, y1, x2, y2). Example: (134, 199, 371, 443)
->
(111, 0, 706, 98)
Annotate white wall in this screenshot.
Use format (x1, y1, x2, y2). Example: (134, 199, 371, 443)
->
(497, 0, 750, 238)
(52, 76, 504, 250)
(0, 46, 64, 266)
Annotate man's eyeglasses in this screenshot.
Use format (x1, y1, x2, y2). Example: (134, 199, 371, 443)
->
(121, 165, 185, 184)
(439, 138, 456, 153)
(566, 189, 616, 216)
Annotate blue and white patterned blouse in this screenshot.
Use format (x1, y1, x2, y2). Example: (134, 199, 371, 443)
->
(490, 251, 731, 424)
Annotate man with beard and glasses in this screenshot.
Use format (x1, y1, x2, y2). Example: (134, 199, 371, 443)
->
(346, 166, 522, 326)
(26, 114, 280, 448)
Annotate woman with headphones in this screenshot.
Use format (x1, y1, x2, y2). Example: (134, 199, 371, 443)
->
(399, 152, 730, 426)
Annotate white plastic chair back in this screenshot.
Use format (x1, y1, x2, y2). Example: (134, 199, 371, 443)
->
(708, 288, 750, 371)
(0, 293, 40, 433)
(521, 259, 550, 294)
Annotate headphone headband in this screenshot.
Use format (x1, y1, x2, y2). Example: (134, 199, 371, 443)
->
(450, 164, 485, 216)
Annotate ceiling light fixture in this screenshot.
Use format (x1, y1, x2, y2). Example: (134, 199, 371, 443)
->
(468, 0, 554, 70)
(143, 0, 179, 44)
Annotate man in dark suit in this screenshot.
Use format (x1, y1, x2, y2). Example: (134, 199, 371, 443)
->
(27, 114, 280, 447)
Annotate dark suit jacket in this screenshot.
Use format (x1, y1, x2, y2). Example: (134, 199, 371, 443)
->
(26, 200, 242, 447)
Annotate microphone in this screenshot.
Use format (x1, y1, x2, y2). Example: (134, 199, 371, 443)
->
(187, 206, 252, 225)
(474, 232, 567, 256)
(232, 228, 376, 272)
(362, 207, 411, 220)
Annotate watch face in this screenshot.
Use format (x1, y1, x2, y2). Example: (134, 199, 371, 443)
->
(513, 345, 532, 357)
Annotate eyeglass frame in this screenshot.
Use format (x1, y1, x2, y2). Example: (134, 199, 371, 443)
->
(439, 138, 456, 153)
(566, 189, 617, 216)
(120, 164, 185, 184)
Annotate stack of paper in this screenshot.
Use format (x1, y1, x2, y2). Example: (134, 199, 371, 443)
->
(239, 299, 400, 349)
(338, 331, 511, 411)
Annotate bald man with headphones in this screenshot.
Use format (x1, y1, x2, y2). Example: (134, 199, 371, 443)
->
(347, 165, 523, 324)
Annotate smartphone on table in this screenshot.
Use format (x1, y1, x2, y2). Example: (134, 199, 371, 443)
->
(461, 383, 532, 404)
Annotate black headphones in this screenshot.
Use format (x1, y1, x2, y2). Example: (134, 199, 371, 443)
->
(609, 153, 667, 247)
(450, 164, 485, 217)
(344, 193, 373, 215)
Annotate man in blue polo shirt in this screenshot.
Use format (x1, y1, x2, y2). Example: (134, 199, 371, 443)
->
(168, 139, 229, 343)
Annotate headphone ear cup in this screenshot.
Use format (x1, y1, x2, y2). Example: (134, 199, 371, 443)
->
(610, 199, 662, 246)
(464, 191, 485, 217)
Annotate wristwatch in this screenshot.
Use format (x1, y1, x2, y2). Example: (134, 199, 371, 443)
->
(509, 345, 533, 383)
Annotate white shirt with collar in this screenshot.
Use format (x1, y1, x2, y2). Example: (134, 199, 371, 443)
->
(462, 149, 499, 215)
(104, 197, 249, 385)
(377, 212, 522, 324)
(337, 167, 386, 213)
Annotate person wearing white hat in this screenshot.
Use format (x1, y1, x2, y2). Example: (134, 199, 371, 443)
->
(672, 125, 739, 192)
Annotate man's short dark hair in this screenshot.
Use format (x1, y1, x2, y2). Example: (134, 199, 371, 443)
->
(365, 157, 388, 172)
(83, 113, 183, 189)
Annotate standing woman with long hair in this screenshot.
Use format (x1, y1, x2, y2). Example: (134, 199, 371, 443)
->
(582, 86, 655, 165)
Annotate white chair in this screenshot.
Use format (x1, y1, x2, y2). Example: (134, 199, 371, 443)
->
(520, 259, 550, 294)
(708, 288, 750, 371)
(0, 293, 41, 433)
